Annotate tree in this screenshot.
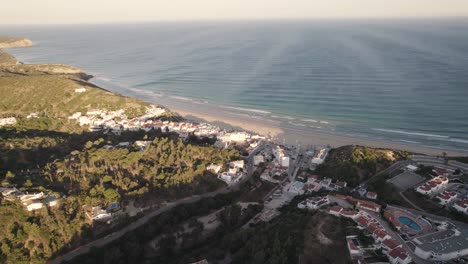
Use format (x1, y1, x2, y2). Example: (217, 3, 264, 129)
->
(103, 188, 120, 202)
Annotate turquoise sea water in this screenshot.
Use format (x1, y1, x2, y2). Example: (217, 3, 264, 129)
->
(2, 19, 468, 152)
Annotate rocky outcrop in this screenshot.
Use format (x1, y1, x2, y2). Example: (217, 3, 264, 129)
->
(0, 50, 19, 65)
(1, 63, 93, 80)
(0, 37, 33, 48)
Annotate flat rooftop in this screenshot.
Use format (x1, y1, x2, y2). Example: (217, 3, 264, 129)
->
(414, 229, 468, 254)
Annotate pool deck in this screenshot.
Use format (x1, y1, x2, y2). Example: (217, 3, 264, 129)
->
(384, 206, 432, 236)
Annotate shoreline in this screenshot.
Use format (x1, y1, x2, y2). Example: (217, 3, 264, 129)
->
(89, 79, 468, 157)
(3, 44, 467, 157)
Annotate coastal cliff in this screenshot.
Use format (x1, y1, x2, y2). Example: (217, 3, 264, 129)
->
(0, 37, 173, 131)
(0, 36, 33, 48)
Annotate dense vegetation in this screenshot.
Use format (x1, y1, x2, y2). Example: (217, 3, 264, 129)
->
(48, 136, 238, 201)
(316, 146, 410, 186)
(64, 192, 249, 264)
(0, 49, 242, 264)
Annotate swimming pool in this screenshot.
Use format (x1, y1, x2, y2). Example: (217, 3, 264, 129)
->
(398, 216, 422, 231)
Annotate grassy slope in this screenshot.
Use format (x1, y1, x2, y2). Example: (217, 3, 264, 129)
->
(316, 145, 410, 186)
(0, 72, 149, 118)
(0, 50, 18, 64)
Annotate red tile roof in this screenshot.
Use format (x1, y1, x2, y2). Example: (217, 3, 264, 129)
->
(373, 229, 388, 239)
(367, 223, 380, 233)
(456, 198, 468, 208)
(388, 247, 409, 261)
(356, 216, 369, 226)
(383, 238, 401, 250)
(340, 210, 358, 217)
(329, 206, 343, 213)
(357, 201, 382, 211)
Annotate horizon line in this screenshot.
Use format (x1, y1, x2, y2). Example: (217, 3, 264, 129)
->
(2, 15, 468, 26)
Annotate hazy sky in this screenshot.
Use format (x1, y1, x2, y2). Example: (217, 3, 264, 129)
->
(2, 0, 468, 24)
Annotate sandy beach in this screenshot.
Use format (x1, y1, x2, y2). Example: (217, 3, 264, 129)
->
(88, 79, 468, 158)
(155, 96, 467, 157)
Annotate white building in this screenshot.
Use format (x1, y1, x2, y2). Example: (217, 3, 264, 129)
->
(415, 176, 449, 196)
(436, 190, 458, 205)
(74, 87, 87, 93)
(311, 148, 329, 165)
(273, 146, 290, 168)
(19, 192, 44, 204)
(453, 197, 468, 213)
(406, 164, 418, 172)
(387, 247, 412, 264)
(27, 113, 39, 119)
(413, 228, 468, 261)
(0, 117, 17, 126)
(26, 202, 43, 211)
(206, 164, 222, 174)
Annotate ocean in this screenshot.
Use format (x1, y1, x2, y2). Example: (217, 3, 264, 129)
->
(2, 19, 468, 153)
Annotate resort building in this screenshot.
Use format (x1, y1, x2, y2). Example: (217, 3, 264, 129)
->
(387, 247, 412, 264)
(415, 176, 449, 196)
(373, 229, 391, 243)
(273, 146, 290, 167)
(384, 206, 432, 235)
(311, 148, 329, 165)
(413, 228, 468, 261)
(453, 197, 468, 214)
(356, 200, 381, 213)
(436, 190, 458, 205)
(382, 238, 402, 251)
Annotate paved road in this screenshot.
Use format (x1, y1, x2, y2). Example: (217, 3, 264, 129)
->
(50, 141, 268, 264)
(398, 191, 426, 212)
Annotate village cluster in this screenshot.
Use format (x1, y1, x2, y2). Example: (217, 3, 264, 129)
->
(0, 187, 58, 211)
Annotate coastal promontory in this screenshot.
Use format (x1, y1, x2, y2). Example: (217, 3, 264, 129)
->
(0, 36, 33, 48)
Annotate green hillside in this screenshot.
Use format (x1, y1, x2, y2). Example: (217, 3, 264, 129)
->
(315, 145, 410, 186)
(0, 69, 150, 120)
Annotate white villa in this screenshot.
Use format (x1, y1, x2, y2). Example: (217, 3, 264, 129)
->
(415, 176, 449, 196)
